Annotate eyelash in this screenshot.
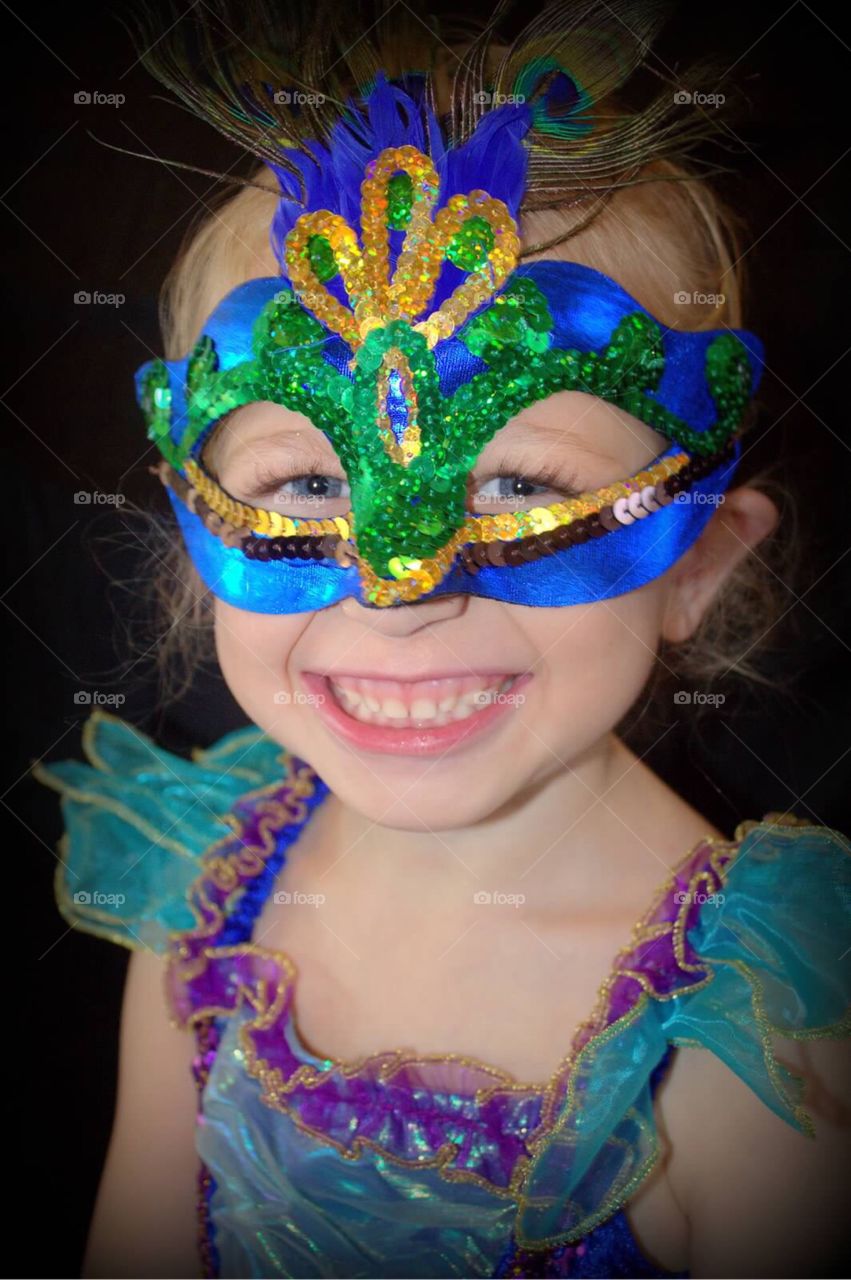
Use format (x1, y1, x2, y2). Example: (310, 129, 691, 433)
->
(472, 455, 581, 501)
(486, 460, 579, 491)
(238, 457, 580, 503)
(242, 456, 345, 501)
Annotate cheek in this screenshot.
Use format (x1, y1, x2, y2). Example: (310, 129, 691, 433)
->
(523, 582, 667, 744)
(214, 599, 307, 734)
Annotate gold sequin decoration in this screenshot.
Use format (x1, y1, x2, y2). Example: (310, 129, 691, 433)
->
(361, 146, 440, 324)
(412, 192, 520, 351)
(184, 459, 338, 540)
(284, 212, 365, 347)
(282, 147, 520, 351)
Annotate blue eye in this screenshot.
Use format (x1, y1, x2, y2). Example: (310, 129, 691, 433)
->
(274, 474, 351, 502)
(471, 464, 580, 511)
(476, 475, 551, 500)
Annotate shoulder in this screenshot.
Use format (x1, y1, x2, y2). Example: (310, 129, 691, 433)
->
(658, 1035, 851, 1277)
(655, 814, 851, 1276)
(32, 709, 291, 953)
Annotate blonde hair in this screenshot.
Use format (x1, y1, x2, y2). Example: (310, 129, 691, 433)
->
(139, 113, 793, 726)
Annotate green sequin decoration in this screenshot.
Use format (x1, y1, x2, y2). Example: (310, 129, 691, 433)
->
(140, 277, 755, 581)
(386, 173, 414, 229)
(187, 334, 218, 394)
(254, 287, 326, 350)
(705, 332, 752, 437)
(347, 320, 458, 571)
(140, 360, 180, 468)
(306, 234, 338, 282)
(446, 216, 496, 272)
(460, 277, 553, 357)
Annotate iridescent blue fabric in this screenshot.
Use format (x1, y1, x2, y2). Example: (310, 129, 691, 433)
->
(32, 711, 288, 950)
(194, 1004, 684, 1278)
(35, 714, 851, 1278)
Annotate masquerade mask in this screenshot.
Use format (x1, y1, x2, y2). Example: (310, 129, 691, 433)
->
(136, 78, 764, 613)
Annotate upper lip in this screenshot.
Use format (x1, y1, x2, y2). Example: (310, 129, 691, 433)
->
(306, 669, 524, 684)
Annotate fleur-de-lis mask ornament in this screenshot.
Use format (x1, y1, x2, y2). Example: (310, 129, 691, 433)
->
(136, 73, 764, 614)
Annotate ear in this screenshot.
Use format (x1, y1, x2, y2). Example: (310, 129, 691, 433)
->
(661, 486, 780, 644)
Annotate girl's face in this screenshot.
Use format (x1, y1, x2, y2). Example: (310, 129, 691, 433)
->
(209, 393, 708, 829)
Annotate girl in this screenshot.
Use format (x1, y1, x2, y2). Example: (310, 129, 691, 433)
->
(35, 0, 851, 1276)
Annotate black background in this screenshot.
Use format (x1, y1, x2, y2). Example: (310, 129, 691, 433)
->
(6, 1, 851, 1276)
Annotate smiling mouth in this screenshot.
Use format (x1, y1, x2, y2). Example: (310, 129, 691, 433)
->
(320, 672, 523, 728)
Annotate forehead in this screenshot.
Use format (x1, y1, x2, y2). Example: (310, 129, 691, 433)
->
(205, 389, 667, 469)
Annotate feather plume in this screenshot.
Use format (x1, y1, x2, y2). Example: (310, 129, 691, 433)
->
(123, 0, 737, 262)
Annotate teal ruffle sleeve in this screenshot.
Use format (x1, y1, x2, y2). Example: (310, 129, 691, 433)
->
(661, 818, 851, 1127)
(32, 709, 287, 953)
(515, 816, 851, 1247)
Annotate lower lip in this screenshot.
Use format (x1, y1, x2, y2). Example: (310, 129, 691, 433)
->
(300, 671, 534, 757)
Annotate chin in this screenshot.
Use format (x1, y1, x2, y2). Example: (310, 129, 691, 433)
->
(308, 756, 523, 831)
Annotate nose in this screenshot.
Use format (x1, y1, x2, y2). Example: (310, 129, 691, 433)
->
(339, 589, 470, 634)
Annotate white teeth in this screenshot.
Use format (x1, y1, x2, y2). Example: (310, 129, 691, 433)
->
(331, 682, 359, 710)
(382, 698, 408, 720)
(328, 675, 520, 727)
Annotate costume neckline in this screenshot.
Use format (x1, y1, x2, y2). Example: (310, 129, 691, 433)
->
(243, 839, 733, 1098)
(166, 766, 814, 1204)
(164, 752, 745, 1104)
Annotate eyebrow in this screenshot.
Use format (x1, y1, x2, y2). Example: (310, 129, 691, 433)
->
(207, 424, 337, 469)
(210, 414, 625, 470)
(482, 419, 623, 464)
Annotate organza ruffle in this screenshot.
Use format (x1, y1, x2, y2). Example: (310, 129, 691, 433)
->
(32, 710, 290, 951)
(165, 773, 740, 1202)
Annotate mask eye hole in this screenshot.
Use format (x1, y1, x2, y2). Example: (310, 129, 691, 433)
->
(247, 470, 352, 518)
(468, 460, 581, 515)
(201, 404, 350, 518)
